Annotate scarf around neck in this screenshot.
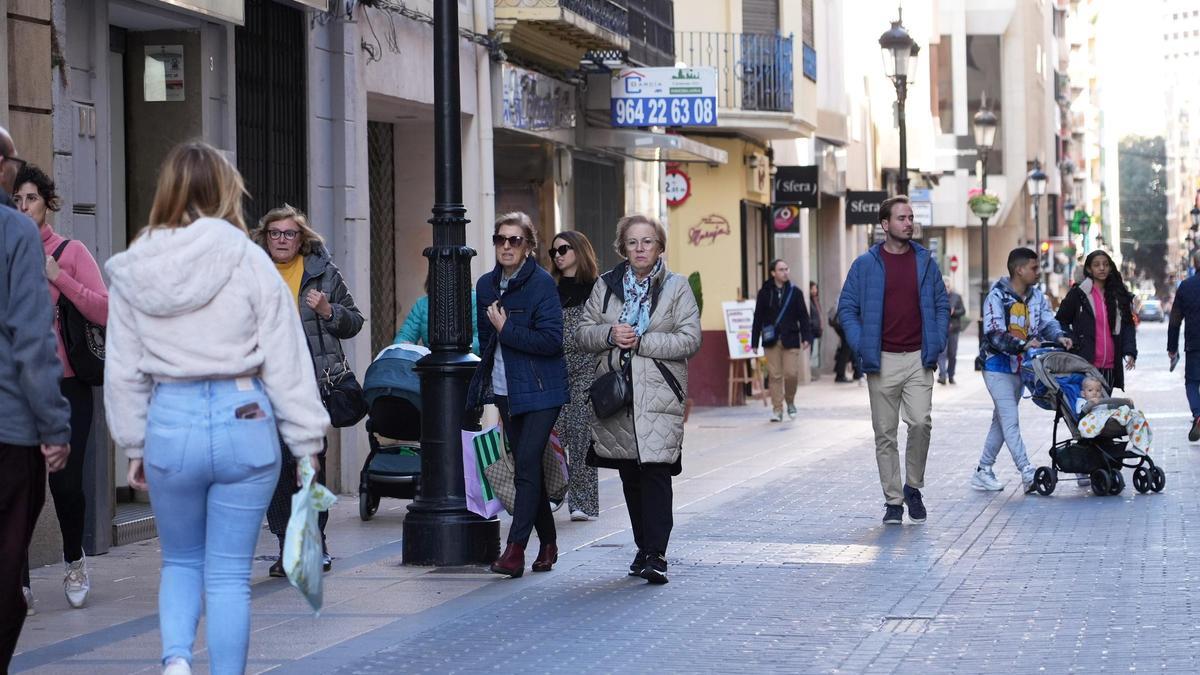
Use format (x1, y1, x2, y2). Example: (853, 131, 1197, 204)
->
(499, 257, 527, 295)
(619, 259, 662, 336)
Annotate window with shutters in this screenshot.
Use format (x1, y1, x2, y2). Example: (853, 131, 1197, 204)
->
(742, 0, 779, 36)
(802, 0, 816, 81)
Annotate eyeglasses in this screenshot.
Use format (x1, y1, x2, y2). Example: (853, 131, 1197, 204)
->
(548, 244, 574, 258)
(493, 234, 525, 248)
(624, 238, 659, 251)
(267, 229, 300, 241)
(2, 156, 27, 173)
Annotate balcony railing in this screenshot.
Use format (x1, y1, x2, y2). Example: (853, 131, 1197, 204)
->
(675, 32, 794, 114)
(495, 0, 628, 37)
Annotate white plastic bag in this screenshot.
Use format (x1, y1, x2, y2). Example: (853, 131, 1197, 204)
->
(283, 458, 337, 614)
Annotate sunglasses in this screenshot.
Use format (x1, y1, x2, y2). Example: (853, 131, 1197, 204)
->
(267, 229, 300, 241)
(492, 234, 525, 248)
(548, 244, 574, 258)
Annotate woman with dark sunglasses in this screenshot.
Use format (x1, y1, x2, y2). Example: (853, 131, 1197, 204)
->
(547, 231, 601, 521)
(467, 212, 569, 577)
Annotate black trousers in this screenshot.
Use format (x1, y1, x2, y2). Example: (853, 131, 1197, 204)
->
(1, 445, 46, 672)
(833, 326, 862, 380)
(266, 439, 329, 550)
(618, 463, 673, 556)
(22, 378, 91, 586)
(495, 397, 557, 548)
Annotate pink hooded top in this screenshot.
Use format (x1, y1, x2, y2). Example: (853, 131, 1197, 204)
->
(1090, 283, 1115, 369)
(40, 224, 109, 378)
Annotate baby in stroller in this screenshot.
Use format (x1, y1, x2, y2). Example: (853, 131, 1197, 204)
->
(1075, 375, 1152, 453)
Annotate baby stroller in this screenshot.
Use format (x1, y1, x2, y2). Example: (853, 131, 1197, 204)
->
(358, 344, 426, 520)
(1021, 348, 1165, 497)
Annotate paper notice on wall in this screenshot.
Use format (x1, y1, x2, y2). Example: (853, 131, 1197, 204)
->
(145, 45, 185, 102)
(722, 301, 763, 360)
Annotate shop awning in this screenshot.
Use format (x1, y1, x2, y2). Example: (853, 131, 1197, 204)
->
(585, 129, 728, 165)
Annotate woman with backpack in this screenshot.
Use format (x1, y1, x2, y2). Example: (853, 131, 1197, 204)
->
(13, 164, 108, 613)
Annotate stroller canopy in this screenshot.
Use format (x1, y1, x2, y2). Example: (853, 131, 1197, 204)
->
(363, 344, 428, 410)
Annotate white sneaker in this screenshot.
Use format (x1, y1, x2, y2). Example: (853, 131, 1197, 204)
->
(22, 586, 35, 616)
(549, 499, 564, 513)
(786, 403, 798, 419)
(769, 412, 784, 423)
(970, 466, 1004, 491)
(569, 509, 591, 522)
(64, 556, 90, 609)
(163, 657, 192, 675)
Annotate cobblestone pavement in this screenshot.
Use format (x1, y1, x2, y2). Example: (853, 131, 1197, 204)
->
(15, 326, 1200, 673)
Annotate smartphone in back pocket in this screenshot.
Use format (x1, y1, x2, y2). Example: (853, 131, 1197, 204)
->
(235, 402, 266, 420)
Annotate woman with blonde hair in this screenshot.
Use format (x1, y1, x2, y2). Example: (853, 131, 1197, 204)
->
(467, 212, 569, 577)
(547, 229, 601, 521)
(252, 203, 364, 576)
(104, 142, 329, 674)
(577, 213, 701, 584)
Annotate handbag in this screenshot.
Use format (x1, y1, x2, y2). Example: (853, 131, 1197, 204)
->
(761, 285, 794, 348)
(51, 240, 105, 386)
(314, 316, 368, 428)
(589, 349, 632, 419)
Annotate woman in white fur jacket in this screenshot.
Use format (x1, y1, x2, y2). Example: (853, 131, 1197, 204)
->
(103, 142, 330, 675)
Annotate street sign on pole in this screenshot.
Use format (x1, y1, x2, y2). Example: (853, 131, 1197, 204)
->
(949, 255, 959, 272)
(610, 67, 718, 127)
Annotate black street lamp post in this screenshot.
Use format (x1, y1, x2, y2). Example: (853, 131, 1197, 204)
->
(403, 0, 500, 566)
(973, 103, 998, 347)
(1028, 160, 1047, 285)
(880, 11, 919, 196)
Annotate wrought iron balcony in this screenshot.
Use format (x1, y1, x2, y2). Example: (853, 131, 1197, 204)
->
(494, 0, 630, 70)
(675, 31, 794, 114)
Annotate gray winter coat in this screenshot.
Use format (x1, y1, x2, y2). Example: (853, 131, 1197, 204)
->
(576, 261, 702, 467)
(297, 246, 364, 383)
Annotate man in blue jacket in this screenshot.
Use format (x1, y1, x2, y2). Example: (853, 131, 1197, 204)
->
(0, 127, 71, 671)
(1168, 256, 1200, 441)
(838, 196, 949, 525)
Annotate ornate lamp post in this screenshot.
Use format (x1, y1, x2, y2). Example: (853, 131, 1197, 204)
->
(1191, 205, 1200, 232)
(1028, 160, 1048, 285)
(403, 0, 499, 566)
(972, 102, 998, 346)
(880, 10, 919, 196)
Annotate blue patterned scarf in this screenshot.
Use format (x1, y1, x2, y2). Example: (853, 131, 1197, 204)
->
(619, 259, 662, 336)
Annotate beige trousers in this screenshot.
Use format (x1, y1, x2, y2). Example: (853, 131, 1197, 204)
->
(765, 343, 801, 413)
(866, 351, 934, 505)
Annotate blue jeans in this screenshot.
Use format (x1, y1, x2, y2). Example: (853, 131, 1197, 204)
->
(145, 378, 281, 673)
(1187, 379, 1200, 419)
(979, 370, 1033, 473)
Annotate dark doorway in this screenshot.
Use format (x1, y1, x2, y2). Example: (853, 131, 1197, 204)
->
(235, 0, 308, 227)
(573, 155, 624, 272)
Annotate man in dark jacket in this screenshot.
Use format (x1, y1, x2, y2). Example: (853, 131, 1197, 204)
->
(751, 259, 812, 422)
(937, 275, 968, 384)
(838, 196, 949, 526)
(1168, 260, 1200, 441)
(0, 127, 71, 671)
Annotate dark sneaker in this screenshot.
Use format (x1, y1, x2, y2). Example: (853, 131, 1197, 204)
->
(640, 553, 669, 584)
(269, 558, 286, 578)
(628, 550, 647, 576)
(1190, 417, 1200, 442)
(882, 504, 904, 524)
(903, 485, 926, 523)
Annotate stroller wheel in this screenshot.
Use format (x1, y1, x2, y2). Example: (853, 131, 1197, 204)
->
(1133, 467, 1151, 494)
(1108, 470, 1125, 496)
(359, 489, 377, 521)
(1034, 466, 1056, 496)
(1089, 470, 1110, 497)
(1149, 466, 1166, 493)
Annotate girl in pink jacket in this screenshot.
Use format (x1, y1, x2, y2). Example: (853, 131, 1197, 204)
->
(13, 164, 108, 613)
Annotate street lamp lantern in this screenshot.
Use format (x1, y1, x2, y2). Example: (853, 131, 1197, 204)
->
(1063, 199, 1075, 224)
(1028, 162, 1048, 197)
(880, 10, 918, 196)
(973, 99, 999, 357)
(1190, 205, 1200, 230)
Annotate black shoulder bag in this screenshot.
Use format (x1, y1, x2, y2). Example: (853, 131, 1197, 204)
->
(760, 285, 794, 348)
(589, 348, 632, 419)
(314, 315, 368, 428)
(51, 240, 105, 386)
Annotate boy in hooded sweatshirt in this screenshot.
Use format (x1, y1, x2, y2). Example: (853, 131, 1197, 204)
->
(971, 247, 1072, 493)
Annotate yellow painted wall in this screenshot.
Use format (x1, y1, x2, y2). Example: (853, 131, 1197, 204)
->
(666, 136, 766, 331)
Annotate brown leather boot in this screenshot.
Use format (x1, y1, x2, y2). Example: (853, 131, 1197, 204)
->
(490, 542, 525, 577)
(531, 542, 558, 572)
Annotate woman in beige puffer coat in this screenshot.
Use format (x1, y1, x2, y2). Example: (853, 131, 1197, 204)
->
(577, 214, 701, 585)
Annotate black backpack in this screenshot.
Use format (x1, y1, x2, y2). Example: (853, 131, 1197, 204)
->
(51, 240, 105, 386)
